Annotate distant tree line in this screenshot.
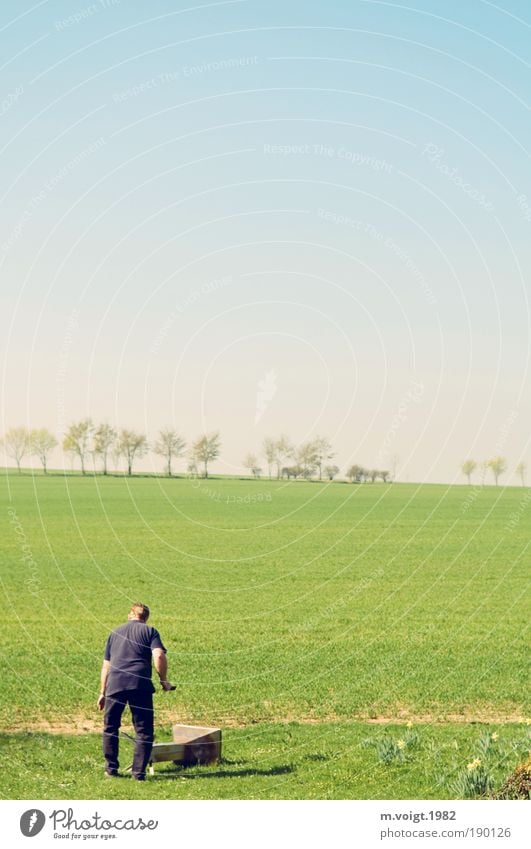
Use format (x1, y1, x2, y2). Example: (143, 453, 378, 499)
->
(5, 424, 526, 486)
(245, 435, 337, 481)
(460, 457, 526, 486)
(1, 425, 390, 483)
(0, 427, 58, 474)
(0, 423, 221, 478)
(243, 435, 390, 483)
(344, 465, 390, 483)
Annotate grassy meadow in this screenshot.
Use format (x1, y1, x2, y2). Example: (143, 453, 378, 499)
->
(0, 472, 529, 798)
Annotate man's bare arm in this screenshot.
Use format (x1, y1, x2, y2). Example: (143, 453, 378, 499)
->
(153, 648, 176, 691)
(97, 660, 111, 710)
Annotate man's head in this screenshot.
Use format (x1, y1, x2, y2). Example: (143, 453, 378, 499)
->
(128, 602, 150, 622)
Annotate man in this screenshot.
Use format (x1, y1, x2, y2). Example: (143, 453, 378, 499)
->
(98, 602, 175, 780)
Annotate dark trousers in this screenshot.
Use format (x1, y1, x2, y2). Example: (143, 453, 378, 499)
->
(103, 689, 154, 777)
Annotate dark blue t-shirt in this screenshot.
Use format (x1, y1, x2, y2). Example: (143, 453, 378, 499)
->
(104, 621, 167, 695)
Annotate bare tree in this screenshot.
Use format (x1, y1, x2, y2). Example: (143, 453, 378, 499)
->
(391, 453, 399, 481)
(296, 441, 318, 479)
(282, 464, 303, 480)
(192, 432, 221, 478)
(186, 456, 199, 477)
(30, 428, 57, 474)
(380, 470, 390, 483)
(154, 429, 186, 476)
(117, 429, 148, 476)
(262, 436, 276, 480)
(324, 464, 340, 480)
(487, 456, 507, 486)
(274, 434, 293, 479)
(93, 423, 116, 475)
(243, 453, 261, 478)
(1, 426, 30, 473)
(110, 443, 122, 473)
(516, 460, 526, 487)
(346, 464, 366, 483)
(63, 419, 93, 475)
(461, 459, 477, 485)
(312, 436, 335, 480)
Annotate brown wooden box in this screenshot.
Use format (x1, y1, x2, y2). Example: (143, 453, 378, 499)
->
(148, 724, 222, 768)
(171, 724, 222, 766)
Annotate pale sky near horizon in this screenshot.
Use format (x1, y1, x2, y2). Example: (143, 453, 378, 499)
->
(1, 0, 530, 483)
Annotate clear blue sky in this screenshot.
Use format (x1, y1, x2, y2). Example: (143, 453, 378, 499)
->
(1, 0, 530, 482)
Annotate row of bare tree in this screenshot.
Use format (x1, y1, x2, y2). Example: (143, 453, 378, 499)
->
(2, 425, 387, 483)
(461, 457, 526, 486)
(0, 423, 221, 477)
(243, 436, 390, 482)
(1, 427, 58, 474)
(5, 425, 526, 487)
(244, 435, 336, 481)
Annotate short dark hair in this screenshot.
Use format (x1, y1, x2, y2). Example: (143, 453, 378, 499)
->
(129, 602, 150, 622)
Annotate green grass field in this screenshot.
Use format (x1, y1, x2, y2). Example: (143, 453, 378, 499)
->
(1, 473, 529, 799)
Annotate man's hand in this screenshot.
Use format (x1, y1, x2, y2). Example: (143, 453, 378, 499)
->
(97, 693, 105, 711)
(160, 680, 176, 692)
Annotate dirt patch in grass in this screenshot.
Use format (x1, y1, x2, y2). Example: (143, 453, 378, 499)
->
(3, 707, 528, 735)
(5, 715, 102, 734)
(361, 710, 528, 726)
